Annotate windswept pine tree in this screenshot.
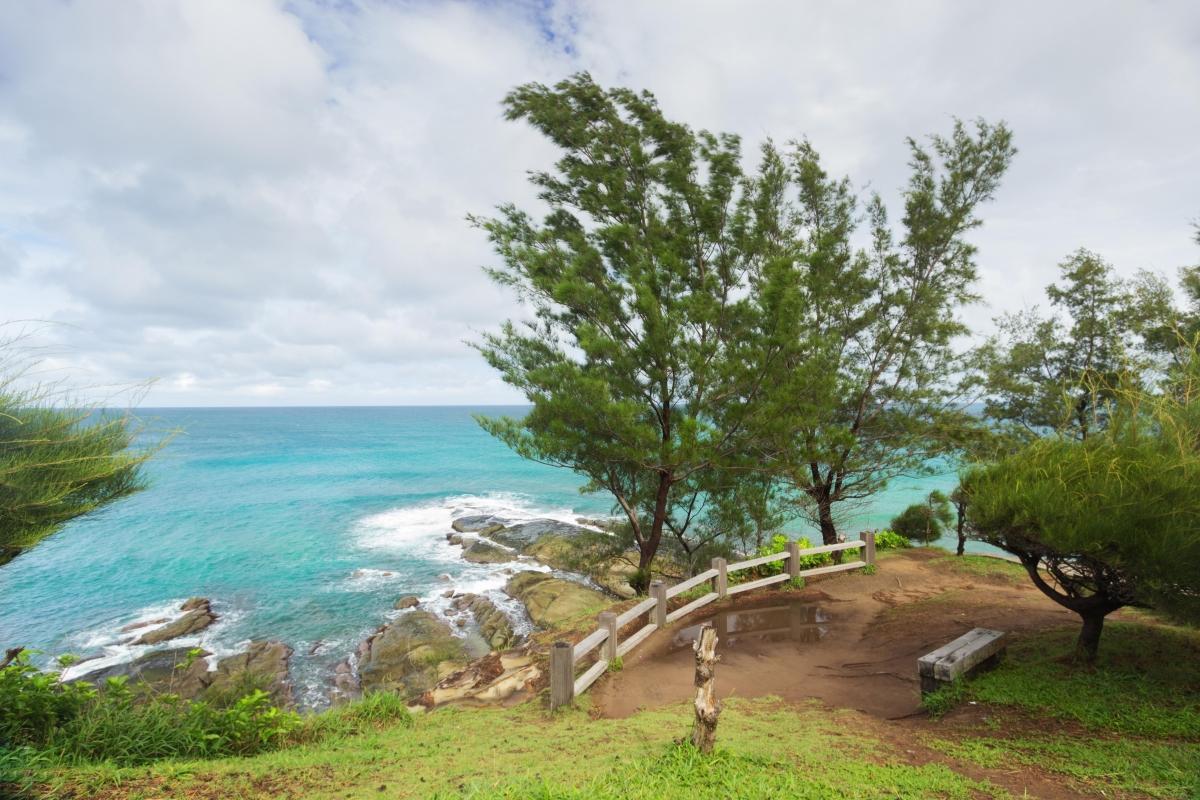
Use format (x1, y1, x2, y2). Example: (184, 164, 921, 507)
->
(0, 336, 154, 566)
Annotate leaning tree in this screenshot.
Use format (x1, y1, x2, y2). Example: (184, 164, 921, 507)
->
(964, 362, 1200, 661)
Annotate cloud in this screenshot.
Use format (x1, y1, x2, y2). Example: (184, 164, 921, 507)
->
(0, 0, 1197, 405)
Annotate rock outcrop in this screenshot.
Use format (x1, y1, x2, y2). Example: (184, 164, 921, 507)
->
(422, 649, 540, 708)
(451, 515, 509, 535)
(74, 640, 294, 706)
(461, 538, 516, 564)
(394, 595, 420, 610)
(489, 519, 591, 550)
(135, 599, 217, 645)
(504, 572, 608, 628)
(356, 611, 473, 699)
(451, 594, 518, 650)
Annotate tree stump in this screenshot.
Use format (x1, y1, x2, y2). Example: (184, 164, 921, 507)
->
(690, 622, 720, 753)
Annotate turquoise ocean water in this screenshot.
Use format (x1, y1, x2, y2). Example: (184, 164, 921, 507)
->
(0, 407, 963, 707)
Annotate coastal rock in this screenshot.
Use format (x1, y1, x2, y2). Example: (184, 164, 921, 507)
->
(423, 649, 541, 708)
(395, 595, 420, 610)
(461, 539, 516, 564)
(135, 599, 217, 645)
(206, 641, 294, 707)
(451, 594, 518, 650)
(120, 617, 168, 633)
(76, 647, 212, 698)
(504, 572, 608, 629)
(522, 534, 637, 599)
(447, 534, 463, 546)
(356, 611, 471, 699)
(73, 640, 295, 706)
(451, 515, 509, 535)
(491, 519, 592, 550)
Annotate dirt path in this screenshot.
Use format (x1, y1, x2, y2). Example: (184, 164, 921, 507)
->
(592, 549, 1078, 720)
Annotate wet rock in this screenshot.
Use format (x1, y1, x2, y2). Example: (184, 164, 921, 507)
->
(442, 589, 455, 598)
(505, 572, 608, 629)
(461, 539, 515, 564)
(356, 611, 470, 699)
(437, 573, 452, 582)
(395, 595, 420, 610)
(135, 599, 217, 645)
(75, 647, 212, 697)
(491, 519, 592, 550)
(205, 641, 294, 707)
(448, 534, 463, 546)
(522, 535, 636, 599)
(451, 594, 518, 650)
(120, 617, 168, 633)
(451, 515, 509, 535)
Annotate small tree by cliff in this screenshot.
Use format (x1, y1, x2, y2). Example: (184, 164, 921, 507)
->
(891, 490, 953, 544)
(0, 341, 154, 566)
(964, 361, 1200, 661)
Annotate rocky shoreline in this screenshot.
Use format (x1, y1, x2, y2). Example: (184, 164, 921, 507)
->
(66, 513, 634, 713)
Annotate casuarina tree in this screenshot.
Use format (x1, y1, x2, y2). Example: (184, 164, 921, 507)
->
(748, 121, 1015, 545)
(472, 74, 786, 587)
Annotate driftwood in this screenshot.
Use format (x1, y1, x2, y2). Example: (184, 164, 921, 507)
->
(690, 622, 720, 753)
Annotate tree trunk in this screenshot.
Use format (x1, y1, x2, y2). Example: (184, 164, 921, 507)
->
(816, 495, 838, 546)
(1075, 611, 1106, 664)
(955, 505, 966, 557)
(636, 471, 673, 578)
(690, 623, 720, 754)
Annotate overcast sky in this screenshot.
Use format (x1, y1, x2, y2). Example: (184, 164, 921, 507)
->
(1, 0, 1197, 406)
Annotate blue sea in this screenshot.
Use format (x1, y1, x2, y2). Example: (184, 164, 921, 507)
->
(0, 407, 962, 707)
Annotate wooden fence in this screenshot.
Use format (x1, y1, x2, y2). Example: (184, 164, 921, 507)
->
(549, 531, 877, 708)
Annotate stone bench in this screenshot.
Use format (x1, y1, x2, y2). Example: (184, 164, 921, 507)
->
(918, 627, 1007, 694)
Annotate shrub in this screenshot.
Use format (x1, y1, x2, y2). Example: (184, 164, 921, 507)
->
(297, 692, 414, 743)
(872, 529, 910, 550)
(890, 491, 953, 544)
(743, 534, 831, 582)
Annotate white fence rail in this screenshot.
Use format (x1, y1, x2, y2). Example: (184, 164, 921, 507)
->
(548, 532, 877, 708)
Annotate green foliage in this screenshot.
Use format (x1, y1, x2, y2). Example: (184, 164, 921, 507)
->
(890, 491, 953, 543)
(0, 651, 301, 770)
(0, 333, 159, 566)
(755, 120, 1016, 545)
(472, 73, 784, 575)
(607, 656, 624, 673)
(742, 535, 830, 581)
(920, 679, 967, 719)
(859, 564, 877, 575)
(296, 692, 414, 743)
(872, 529, 910, 550)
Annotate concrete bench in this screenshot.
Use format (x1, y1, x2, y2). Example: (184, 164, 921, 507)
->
(918, 627, 1007, 694)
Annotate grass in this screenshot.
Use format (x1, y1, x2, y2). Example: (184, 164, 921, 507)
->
(926, 554, 1027, 584)
(36, 698, 1004, 800)
(922, 621, 1200, 799)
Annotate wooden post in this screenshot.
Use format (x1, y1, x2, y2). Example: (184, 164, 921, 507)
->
(787, 541, 801, 579)
(549, 640, 574, 709)
(863, 530, 876, 566)
(650, 580, 667, 627)
(711, 557, 727, 598)
(690, 622, 720, 753)
(599, 611, 618, 662)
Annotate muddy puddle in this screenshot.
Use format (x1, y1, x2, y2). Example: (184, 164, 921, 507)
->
(665, 600, 831, 653)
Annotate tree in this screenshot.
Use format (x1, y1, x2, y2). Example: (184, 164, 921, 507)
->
(964, 360, 1200, 661)
(949, 485, 968, 556)
(750, 121, 1015, 545)
(981, 249, 1169, 441)
(890, 490, 953, 544)
(0, 338, 154, 566)
(472, 74, 783, 587)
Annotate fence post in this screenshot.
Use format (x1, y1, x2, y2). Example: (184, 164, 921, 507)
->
(711, 557, 727, 598)
(787, 541, 801, 579)
(650, 580, 667, 627)
(549, 640, 574, 709)
(599, 611, 618, 662)
(863, 530, 876, 566)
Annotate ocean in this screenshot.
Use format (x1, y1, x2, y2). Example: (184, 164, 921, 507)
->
(0, 406, 962, 707)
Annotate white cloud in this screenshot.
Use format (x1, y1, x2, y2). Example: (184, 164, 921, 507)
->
(0, 0, 1197, 405)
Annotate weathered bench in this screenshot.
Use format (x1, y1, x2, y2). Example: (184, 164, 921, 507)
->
(918, 627, 1007, 694)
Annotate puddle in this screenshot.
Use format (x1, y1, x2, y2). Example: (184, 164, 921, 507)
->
(667, 601, 831, 652)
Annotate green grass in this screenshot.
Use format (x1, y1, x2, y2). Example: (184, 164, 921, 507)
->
(927, 554, 1027, 584)
(39, 698, 1004, 800)
(922, 622, 1200, 799)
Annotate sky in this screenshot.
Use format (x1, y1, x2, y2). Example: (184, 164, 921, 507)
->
(0, 0, 1197, 407)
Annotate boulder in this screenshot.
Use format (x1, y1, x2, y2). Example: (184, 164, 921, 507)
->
(522, 535, 637, 599)
(451, 515, 509, 535)
(135, 600, 217, 645)
(395, 595, 420, 610)
(448, 534, 463, 546)
(423, 649, 540, 708)
(461, 539, 516, 564)
(120, 617, 168, 633)
(356, 611, 471, 699)
(504, 572, 608, 628)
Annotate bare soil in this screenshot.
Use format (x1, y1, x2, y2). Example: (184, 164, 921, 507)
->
(593, 549, 1078, 720)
